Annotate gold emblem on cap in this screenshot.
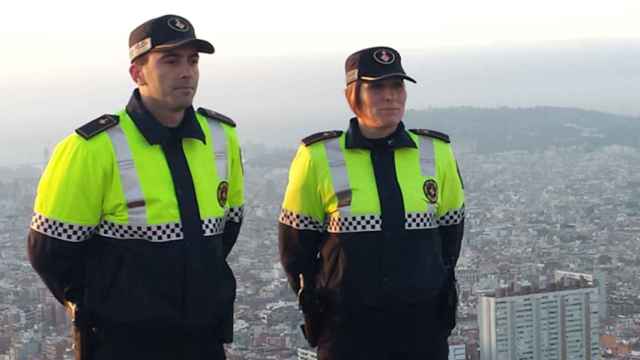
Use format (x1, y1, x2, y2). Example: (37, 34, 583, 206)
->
(168, 17, 190, 32)
(373, 49, 395, 65)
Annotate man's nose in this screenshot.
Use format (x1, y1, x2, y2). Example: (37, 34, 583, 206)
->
(179, 62, 196, 78)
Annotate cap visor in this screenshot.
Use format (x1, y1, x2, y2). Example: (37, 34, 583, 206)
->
(361, 73, 417, 83)
(154, 38, 215, 54)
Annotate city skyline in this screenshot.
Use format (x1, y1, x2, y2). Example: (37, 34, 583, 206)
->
(2, 3, 640, 359)
(2, 129, 639, 358)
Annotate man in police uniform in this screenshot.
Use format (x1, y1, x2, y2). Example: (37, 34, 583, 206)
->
(27, 15, 244, 359)
(278, 46, 465, 359)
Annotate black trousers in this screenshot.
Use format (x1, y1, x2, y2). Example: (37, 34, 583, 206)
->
(91, 327, 226, 360)
(316, 301, 449, 360)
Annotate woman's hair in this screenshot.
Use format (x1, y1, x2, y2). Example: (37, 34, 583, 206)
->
(345, 80, 362, 115)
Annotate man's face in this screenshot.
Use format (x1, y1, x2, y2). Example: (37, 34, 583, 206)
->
(135, 45, 200, 111)
(356, 78, 407, 132)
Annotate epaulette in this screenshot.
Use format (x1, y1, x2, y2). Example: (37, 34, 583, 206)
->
(197, 107, 236, 127)
(301, 130, 343, 146)
(75, 114, 119, 140)
(409, 129, 450, 143)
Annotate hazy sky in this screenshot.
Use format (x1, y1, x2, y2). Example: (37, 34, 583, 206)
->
(3, 0, 640, 165)
(5, 1, 640, 62)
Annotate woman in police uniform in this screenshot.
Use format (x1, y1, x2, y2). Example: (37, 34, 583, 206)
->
(278, 46, 465, 360)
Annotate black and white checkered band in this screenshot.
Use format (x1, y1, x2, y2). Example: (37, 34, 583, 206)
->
(405, 211, 438, 230)
(98, 216, 229, 242)
(227, 206, 244, 223)
(31, 213, 95, 242)
(32, 213, 233, 243)
(98, 221, 183, 242)
(203, 217, 226, 236)
(278, 209, 323, 231)
(279, 207, 464, 234)
(438, 206, 465, 226)
(326, 214, 382, 233)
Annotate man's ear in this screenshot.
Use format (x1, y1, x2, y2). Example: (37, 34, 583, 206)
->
(129, 63, 146, 86)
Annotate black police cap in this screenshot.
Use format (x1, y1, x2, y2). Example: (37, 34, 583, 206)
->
(345, 46, 416, 85)
(129, 14, 214, 62)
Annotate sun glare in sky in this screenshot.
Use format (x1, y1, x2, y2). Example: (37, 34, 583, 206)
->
(5, 0, 640, 58)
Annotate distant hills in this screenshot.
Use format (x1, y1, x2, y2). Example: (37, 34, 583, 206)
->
(3, 106, 639, 171)
(403, 107, 640, 153)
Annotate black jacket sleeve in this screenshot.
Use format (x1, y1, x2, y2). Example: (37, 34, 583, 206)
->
(278, 223, 323, 295)
(221, 217, 243, 342)
(27, 229, 86, 305)
(222, 219, 242, 259)
(439, 217, 464, 335)
(440, 219, 464, 271)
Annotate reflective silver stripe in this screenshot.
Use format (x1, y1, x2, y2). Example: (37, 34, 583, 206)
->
(323, 137, 380, 233)
(417, 135, 439, 218)
(207, 120, 228, 182)
(419, 136, 436, 177)
(324, 137, 351, 212)
(418, 136, 436, 178)
(106, 126, 146, 225)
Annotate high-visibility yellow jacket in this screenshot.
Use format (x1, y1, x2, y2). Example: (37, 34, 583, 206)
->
(279, 119, 464, 310)
(28, 91, 244, 342)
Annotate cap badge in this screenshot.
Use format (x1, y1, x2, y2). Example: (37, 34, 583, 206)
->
(373, 49, 395, 65)
(129, 37, 152, 60)
(423, 179, 438, 204)
(217, 181, 229, 207)
(168, 17, 190, 32)
(346, 69, 358, 84)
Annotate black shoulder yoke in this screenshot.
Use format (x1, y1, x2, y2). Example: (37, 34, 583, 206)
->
(409, 129, 451, 143)
(75, 114, 119, 140)
(197, 107, 236, 127)
(302, 130, 343, 146)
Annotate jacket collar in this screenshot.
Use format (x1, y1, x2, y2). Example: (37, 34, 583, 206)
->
(344, 117, 417, 150)
(125, 89, 205, 145)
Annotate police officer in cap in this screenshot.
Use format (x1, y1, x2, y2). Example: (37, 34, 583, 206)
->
(28, 14, 244, 359)
(278, 46, 465, 359)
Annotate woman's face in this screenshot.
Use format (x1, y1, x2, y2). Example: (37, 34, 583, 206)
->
(353, 78, 407, 135)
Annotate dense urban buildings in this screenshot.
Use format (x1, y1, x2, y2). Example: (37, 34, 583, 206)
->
(1, 127, 640, 359)
(478, 272, 600, 360)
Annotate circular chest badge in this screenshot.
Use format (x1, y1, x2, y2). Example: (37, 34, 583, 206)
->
(217, 181, 229, 207)
(424, 179, 438, 204)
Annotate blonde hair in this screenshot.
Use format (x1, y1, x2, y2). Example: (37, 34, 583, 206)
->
(345, 81, 362, 116)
